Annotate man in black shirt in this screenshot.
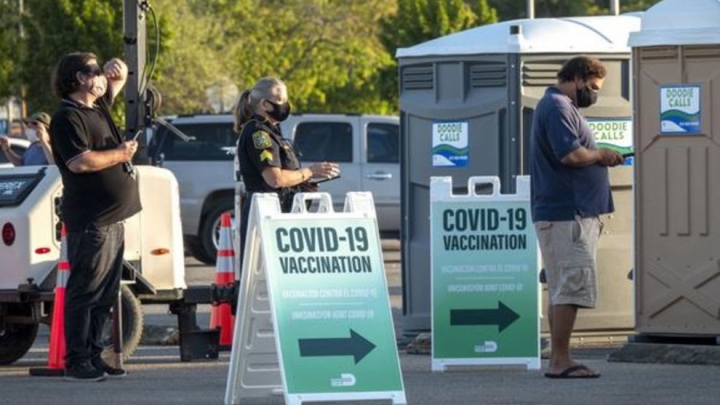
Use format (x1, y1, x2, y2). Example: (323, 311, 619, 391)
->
(50, 52, 141, 382)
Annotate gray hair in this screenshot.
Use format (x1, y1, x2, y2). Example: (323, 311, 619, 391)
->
(233, 77, 286, 133)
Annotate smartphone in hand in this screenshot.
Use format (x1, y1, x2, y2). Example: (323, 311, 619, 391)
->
(310, 174, 341, 184)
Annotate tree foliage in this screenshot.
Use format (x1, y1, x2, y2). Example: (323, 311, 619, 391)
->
(618, 0, 663, 13)
(19, 0, 124, 116)
(0, 0, 667, 120)
(211, 0, 397, 114)
(382, 0, 497, 55)
(0, 1, 23, 101)
(378, 0, 499, 109)
(146, 0, 224, 115)
(487, 0, 663, 20)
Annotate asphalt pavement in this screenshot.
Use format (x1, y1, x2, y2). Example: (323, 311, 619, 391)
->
(2, 242, 720, 404)
(3, 342, 720, 405)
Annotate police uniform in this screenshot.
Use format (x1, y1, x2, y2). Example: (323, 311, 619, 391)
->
(236, 115, 304, 248)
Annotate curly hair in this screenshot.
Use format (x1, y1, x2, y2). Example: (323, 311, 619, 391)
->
(52, 52, 97, 99)
(556, 56, 606, 83)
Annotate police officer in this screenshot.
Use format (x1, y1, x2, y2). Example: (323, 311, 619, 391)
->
(234, 77, 339, 249)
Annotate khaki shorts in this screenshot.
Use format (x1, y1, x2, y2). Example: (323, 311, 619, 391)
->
(534, 217, 602, 308)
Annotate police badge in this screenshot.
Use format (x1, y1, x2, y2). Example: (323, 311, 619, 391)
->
(252, 131, 272, 149)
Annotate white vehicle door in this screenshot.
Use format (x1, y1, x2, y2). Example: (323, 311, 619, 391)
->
(361, 118, 400, 232)
(152, 120, 235, 235)
(290, 116, 361, 213)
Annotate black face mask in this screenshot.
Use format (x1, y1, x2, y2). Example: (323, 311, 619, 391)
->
(576, 84, 598, 108)
(266, 100, 291, 122)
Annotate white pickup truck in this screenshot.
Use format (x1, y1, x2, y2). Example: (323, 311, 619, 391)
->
(148, 114, 400, 264)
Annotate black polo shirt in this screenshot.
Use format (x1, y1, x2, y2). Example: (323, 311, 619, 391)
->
(236, 116, 301, 193)
(50, 93, 142, 232)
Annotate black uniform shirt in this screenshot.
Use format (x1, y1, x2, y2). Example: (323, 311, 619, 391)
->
(236, 116, 301, 194)
(50, 92, 142, 232)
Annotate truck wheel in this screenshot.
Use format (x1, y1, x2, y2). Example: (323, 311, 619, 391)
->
(101, 285, 143, 361)
(197, 199, 234, 265)
(0, 304, 39, 365)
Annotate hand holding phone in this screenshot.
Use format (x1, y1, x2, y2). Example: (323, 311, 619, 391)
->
(306, 162, 340, 184)
(310, 174, 341, 184)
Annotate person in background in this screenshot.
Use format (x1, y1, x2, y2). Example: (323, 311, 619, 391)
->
(50, 52, 140, 382)
(529, 55, 624, 379)
(0, 112, 54, 165)
(233, 77, 339, 250)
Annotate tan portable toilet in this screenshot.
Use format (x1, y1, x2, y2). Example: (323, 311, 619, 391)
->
(628, 0, 720, 337)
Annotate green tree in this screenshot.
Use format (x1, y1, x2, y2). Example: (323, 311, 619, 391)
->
(211, 0, 397, 114)
(20, 0, 124, 117)
(379, 0, 499, 109)
(3, 0, 668, 121)
(487, 0, 594, 19)
(620, 0, 663, 12)
(488, 0, 663, 20)
(0, 1, 23, 101)
(384, 0, 491, 49)
(97, 0, 399, 115)
(147, 0, 228, 115)
(596, 0, 663, 14)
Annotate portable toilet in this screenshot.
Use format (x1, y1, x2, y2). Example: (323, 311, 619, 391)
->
(397, 15, 641, 335)
(628, 0, 720, 337)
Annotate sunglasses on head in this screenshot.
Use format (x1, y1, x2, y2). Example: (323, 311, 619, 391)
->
(79, 64, 102, 76)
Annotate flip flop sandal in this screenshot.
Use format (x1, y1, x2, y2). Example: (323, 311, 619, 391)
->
(544, 364, 601, 379)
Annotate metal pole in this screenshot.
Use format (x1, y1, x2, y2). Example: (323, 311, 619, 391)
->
(112, 287, 124, 369)
(18, 0, 26, 117)
(527, 0, 535, 19)
(610, 0, 620, 15)
(123, 0, 148, 162)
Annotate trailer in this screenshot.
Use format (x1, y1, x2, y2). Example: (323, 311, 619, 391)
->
(0, 165, 226, 365)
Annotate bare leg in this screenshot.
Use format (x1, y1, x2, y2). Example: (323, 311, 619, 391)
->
(548, 304, 576, 373)
(546, 302, 553, 368)
(546, 304, 598, 377)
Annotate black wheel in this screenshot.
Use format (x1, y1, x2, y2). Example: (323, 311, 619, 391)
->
(0, 304, 39, 365)
(196, 198, 234, 265)
(100, 285, 143, 361)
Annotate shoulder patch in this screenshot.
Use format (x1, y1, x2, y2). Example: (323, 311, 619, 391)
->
(252, 131, 273, 150)
(260, 150, 273, 163)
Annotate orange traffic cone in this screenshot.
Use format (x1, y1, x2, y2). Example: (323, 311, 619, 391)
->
(29, 224, 69, 376)
(209, 212, 236, 348)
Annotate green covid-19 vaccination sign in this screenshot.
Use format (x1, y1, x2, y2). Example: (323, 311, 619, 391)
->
(261, 217, 403, 396)
(431, 177, 540, 371)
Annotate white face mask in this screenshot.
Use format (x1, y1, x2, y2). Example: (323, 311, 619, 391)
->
(25, 128, 38, 143)
(85, 75, 108, 98)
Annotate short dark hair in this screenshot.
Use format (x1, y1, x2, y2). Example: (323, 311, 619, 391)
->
(557, 56, 606, 83)
(51, 52, 97, 99)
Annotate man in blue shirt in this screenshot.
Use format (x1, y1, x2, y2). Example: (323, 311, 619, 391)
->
(530, 56, 624, 379)
(0, 112, 54, 166)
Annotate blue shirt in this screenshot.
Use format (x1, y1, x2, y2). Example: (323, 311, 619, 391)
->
(21, 142, 49, 166)
(529, 87, 614, 221)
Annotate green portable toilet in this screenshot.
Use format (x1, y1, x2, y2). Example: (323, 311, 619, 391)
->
(397, 15, 640, 336)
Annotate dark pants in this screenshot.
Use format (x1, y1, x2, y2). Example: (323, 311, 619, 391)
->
(239, 192, 256, 256)
(239, 191, 295, 251)
(64, 222, 125, 368)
